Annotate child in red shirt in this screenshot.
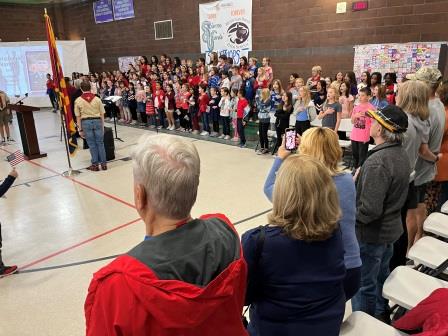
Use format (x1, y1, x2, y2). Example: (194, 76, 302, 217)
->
(198, 85, 210, 136)
(237, 89, 249, 147)
(145, 86, 156, 128)
(153, 82, 165, 129)
(179, 83, 191, 132)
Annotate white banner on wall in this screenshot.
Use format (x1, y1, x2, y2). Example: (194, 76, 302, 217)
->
(199, 0, 252, 53)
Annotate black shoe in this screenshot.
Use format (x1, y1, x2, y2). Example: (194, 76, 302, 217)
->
(375, 312, 391, 325)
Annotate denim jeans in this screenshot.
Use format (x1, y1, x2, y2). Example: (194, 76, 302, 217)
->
(202, 112, 210, 132)
(82, 119, 106, 165)
(157, 108, 166, 128)
(352, 243, 393, 317)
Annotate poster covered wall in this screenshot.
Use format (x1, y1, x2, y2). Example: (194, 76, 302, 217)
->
(118, 56, 139, 72)
(199, 0, 252, 53)
(353, 42, 445, 82)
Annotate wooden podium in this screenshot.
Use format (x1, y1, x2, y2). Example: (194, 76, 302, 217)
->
(8, 104, 47, 160)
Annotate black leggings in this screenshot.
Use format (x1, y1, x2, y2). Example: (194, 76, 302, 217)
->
(351, 140, 369, 168)
(295, 120, 311, 136)
(274, 125, 287, 153)
(259, 122, 270, 149)
(129, 101, 137, 121)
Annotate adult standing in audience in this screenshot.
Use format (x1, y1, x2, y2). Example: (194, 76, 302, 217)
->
(264, 127, 361, 300)
(352, 105, 411, 322)
(391, 80, 430, 268)
(432, 81, 448, 210)
(245, 154, 345, 335)
(74, 81, 107, 172)
(85, 135, 248, 335)
(407, 67, 445, 243)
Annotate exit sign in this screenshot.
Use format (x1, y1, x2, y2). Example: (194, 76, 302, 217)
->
(352, 1, 368, 11)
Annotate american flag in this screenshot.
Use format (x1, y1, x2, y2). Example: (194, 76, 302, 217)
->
(6, 150, 26, 167)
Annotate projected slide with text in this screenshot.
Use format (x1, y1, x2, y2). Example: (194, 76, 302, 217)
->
(0, 44, 63, 97)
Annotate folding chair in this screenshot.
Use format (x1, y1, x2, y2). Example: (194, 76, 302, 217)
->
(442, 200, 448, 215)
(408, 236, 448, 276)
(383, 266, 448, 322)
(424, 212, 448, 239)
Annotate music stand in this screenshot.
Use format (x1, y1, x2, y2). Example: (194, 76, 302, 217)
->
(103, 96, 124, 142)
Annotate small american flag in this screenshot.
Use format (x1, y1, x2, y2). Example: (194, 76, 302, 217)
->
(6, 150, 26, 167)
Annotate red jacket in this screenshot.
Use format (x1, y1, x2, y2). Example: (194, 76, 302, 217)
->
(198, 93, 210, 114)
(393, 288, 448, 335)
(237, 97, 249, 118)
(85, 214, 248, 336)
(153, 89, 165, 109)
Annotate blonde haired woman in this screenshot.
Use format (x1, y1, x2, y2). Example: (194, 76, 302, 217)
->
(243, 155, 346, 335)
(392, 79, 433, 268)
(292, 86, 316, 135)
(264, 127, 361, 301)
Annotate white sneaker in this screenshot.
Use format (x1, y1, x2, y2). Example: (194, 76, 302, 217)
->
(224, 135, 231, 140)
(157, 126, 163, 130)
(200, 131, 209, 136)
(218, 134, 225, 139)
(118, 119, 125, 123)
(210, 132, 217, 137)
(131, 120, 137, 125)
(192, 130, 199, 135)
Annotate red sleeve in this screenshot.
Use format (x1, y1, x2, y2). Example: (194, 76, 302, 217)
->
(253, 81, 259, 90)
(393, 288, 448, 332)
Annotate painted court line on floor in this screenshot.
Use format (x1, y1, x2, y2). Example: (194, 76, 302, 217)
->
(19, 218, 141, 271)
(17, 209, 272, 274)
(1, 147, 135, 209)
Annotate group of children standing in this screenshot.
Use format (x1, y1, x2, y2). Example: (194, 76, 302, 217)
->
(94, 55, 398, 159)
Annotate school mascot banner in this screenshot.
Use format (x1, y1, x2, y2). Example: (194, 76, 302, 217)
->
(199, 0, 252, 54)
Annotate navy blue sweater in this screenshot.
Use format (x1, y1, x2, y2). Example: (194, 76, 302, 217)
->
(242, 226, 346, 336)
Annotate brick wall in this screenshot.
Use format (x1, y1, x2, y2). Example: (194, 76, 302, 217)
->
(1, 0, 448, 84)
(0, 3, 69, 42)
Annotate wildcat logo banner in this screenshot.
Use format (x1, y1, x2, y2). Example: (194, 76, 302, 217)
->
(199, 0, 252, 53)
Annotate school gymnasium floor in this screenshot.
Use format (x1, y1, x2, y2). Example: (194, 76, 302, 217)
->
(0, 109, 352, 335)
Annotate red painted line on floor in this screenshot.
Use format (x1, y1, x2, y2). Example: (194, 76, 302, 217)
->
(0, 147, 135, 209)
(19, 217, 141, 271)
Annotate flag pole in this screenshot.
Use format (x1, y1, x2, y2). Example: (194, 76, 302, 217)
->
(44, 9, 80, 176)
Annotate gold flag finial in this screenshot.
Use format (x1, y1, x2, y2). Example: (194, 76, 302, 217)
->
(44, 8, 47, 15)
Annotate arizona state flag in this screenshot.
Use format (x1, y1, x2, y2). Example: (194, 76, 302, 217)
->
(44, 10, 78, 155)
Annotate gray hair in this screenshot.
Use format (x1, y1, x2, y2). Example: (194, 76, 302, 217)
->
(381, 127, 404, 144)
(131, 134, 200, 219)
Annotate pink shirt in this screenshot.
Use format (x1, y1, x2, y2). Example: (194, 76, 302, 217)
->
(350, 102, 375, 143)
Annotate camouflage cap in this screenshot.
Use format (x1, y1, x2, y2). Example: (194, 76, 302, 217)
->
(406, 66, 442, 84)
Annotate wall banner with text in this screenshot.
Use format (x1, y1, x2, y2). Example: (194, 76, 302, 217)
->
(93, 0, 114, 24)
(199, 0, 252, 53)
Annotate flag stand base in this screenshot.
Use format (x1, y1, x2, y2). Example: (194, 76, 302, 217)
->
(62, 168, 81, 177)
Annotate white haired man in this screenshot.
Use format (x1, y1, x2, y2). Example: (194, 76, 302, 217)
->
(84, 135, 248, 336)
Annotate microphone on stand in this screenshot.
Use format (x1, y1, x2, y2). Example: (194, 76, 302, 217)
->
(15, 93, 29, 105)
